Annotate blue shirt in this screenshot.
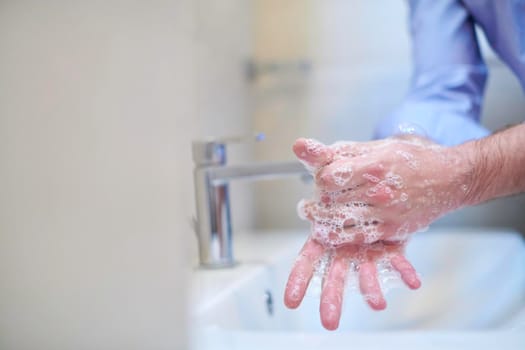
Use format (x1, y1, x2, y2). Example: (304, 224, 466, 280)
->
(375, 0, 525, 146)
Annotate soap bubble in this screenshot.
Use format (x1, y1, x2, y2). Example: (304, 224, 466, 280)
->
(395, 122, 428, 138)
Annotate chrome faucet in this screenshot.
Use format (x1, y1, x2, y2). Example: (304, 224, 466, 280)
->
(192, 134, 310, 268)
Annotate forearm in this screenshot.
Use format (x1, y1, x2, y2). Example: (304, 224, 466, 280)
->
(458, 123, 525, 206)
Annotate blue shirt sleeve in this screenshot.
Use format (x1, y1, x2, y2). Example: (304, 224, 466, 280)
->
(374, 0, 491, 146)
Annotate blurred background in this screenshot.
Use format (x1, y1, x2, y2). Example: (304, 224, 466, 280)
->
(0, 1, 524, 349)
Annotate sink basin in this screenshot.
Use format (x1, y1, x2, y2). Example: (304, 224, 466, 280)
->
(191, 229, 525, 349)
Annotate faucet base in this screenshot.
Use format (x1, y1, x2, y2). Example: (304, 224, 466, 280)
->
(198, 260, 238, 269)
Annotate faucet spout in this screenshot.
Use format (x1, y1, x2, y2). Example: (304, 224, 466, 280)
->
(208, 161, 308, 185)
(193, 156, 310, 268)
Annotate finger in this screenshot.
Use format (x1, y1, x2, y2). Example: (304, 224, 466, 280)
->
(333, 184, 392, 206)
(311, 223, 366, 247)
(334, 185, 394, 209)
(310, 213, 384, 247)
(304, 202, 384, 246)
(319, 189, 338, 204)
(329, 140, 384, 158)
(332, 187, 368, 204)
(341, 222, 389, 245)
(316, 202, 383, 246)
(311, 219, 333, 245)
(284, 237, 325, 309)
(390, 255, 421, 289)
(317, 160, 385, 192)
(320, 254, 348, 330)
(293, 138, 334, 169)
(315, 159, 355, 190)
(359, 262, 387, 310)
(329, 141, 361, 158)
(296, 199, 317, 221)
(362, 183, 396, 204)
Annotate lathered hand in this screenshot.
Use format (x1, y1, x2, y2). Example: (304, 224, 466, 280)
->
(294, 136, 468, 246)
(284, 136, 469, 330)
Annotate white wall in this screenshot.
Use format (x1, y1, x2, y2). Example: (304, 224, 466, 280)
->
(251, 0, 525, 233)
(0, 1, 253, 349)
(193, 0, 255, 238)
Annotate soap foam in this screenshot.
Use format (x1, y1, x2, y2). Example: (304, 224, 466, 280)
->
(296, 133, 464, 302)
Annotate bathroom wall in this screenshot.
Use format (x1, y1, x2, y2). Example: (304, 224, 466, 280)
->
(0, 0, 253, 348)
(251, 0, 525, 233)
(190, 0, 255, 241)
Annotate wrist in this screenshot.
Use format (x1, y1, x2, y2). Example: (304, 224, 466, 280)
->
(455, 140, 494, 206)
(448, 140, 484, 207)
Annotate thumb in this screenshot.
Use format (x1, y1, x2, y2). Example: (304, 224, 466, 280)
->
(293, 138, 333, 170)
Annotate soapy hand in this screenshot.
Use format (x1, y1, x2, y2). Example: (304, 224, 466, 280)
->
(284, 136, 469, 330)
(294, 136, 468, 246)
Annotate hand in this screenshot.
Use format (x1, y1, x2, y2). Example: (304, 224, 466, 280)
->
(284, 236, 420, 330)
(284, 136, 466, 330)
(294, 136, 469, 247)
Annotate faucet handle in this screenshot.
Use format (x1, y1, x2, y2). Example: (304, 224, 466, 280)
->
(214, 132, 266, 144)
(192, 133, 265, 166)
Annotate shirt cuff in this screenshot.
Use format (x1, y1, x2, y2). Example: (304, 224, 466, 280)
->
(374, 105, 490, 146)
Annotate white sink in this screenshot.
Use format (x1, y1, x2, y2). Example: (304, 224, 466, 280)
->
(191, 229, 525, 349)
